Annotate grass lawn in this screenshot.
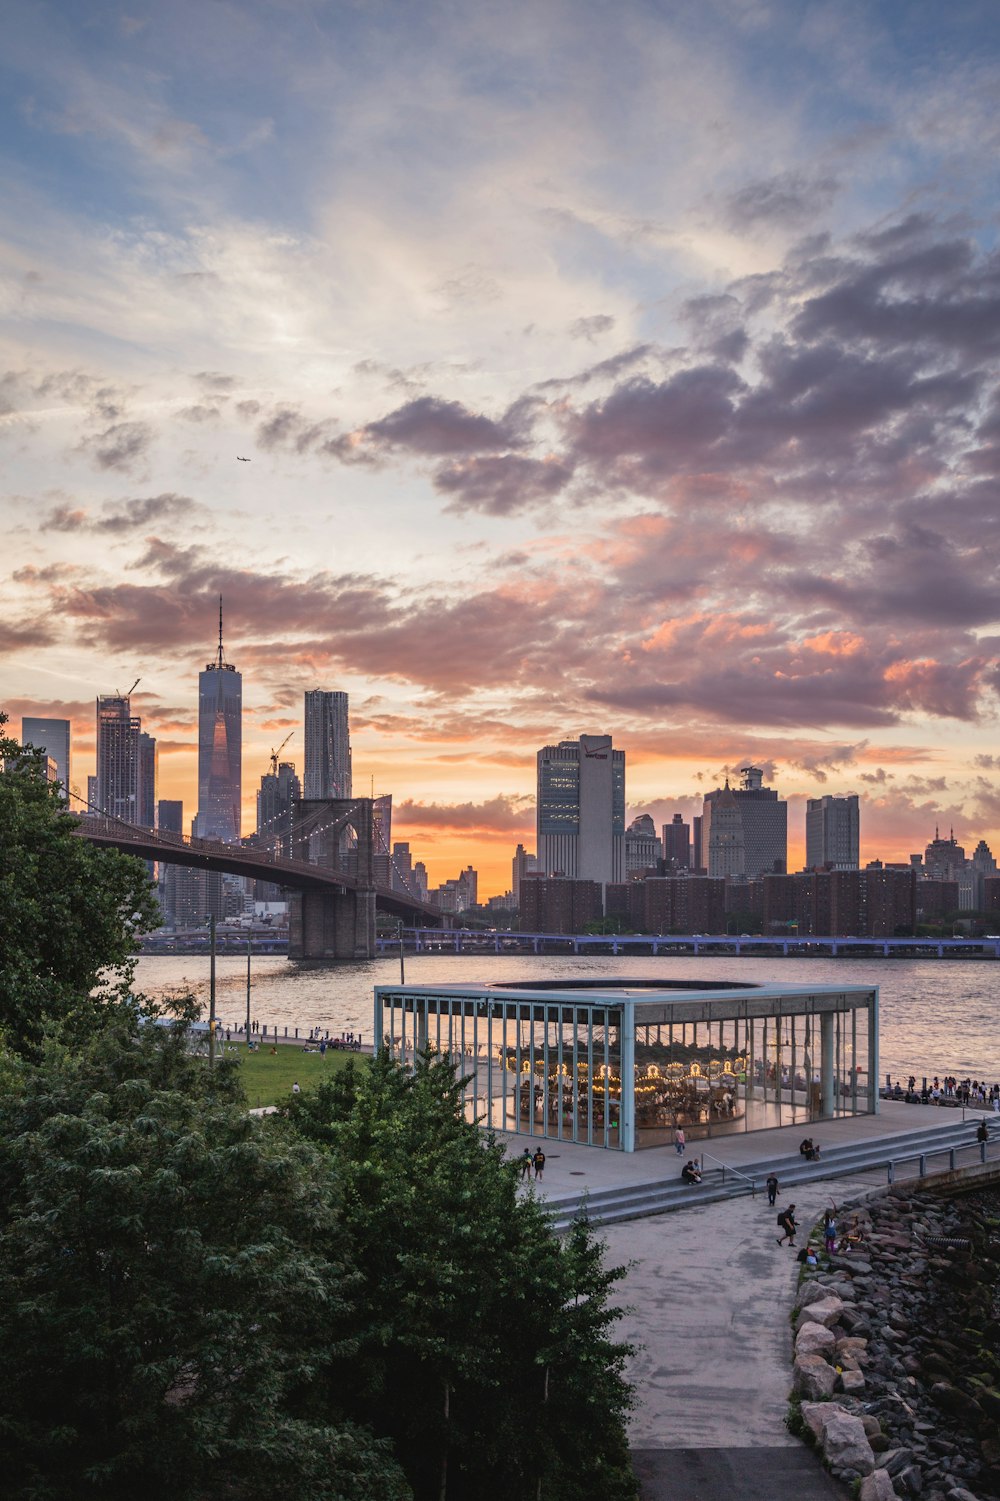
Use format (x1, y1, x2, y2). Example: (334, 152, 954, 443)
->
(228, 1045, 368, 1109)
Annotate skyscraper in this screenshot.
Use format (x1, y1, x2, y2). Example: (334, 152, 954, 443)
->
(702, 766, 786, 878)
(662, 813, 691, 870)
(303, 690, 352, 800)
(137, 731, 157, 829)
(21, 717, 71, 799)
(512, 842, 537, 903)
(256, 761, 301, 857)
(625, 813, 661, 874)
(536, 735, 625, 886)
(196, 601, 242, 842)
(806, 794, 859, 870)
(96, 694, 140, 820)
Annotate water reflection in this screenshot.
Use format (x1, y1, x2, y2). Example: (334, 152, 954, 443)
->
(135, 951, 1000, 1083)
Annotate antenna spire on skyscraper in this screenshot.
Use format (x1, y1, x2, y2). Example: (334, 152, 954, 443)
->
(217, 594, 225, 668)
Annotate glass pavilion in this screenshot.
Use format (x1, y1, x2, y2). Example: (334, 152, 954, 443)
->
(374, 977, 879, 1152)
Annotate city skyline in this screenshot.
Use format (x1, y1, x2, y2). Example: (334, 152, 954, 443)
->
(3, 2, 1000, 896)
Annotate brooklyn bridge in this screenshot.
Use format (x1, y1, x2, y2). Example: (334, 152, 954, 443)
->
(77, 797, 444, 960)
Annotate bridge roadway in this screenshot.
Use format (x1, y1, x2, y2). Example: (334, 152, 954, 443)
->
(377, 928, 1000, 958)
(74, 816, 443, 926)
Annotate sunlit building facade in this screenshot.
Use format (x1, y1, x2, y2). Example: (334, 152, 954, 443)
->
(196, 606, 242, 842)
(304, 690, 352, 800)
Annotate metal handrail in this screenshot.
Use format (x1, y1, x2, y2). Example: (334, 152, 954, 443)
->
(886, 1135, 997, 1186)
(698, 1151, 757, 1195)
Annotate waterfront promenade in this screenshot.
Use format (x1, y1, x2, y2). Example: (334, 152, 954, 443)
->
(509, 1103, 997, 1500)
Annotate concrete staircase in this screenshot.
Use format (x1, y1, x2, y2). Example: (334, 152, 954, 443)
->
(543, 1116, 999, 1234)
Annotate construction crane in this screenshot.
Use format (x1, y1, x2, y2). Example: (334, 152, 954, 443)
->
(268, 732, 293, 777)
(115, 677, 141, 700)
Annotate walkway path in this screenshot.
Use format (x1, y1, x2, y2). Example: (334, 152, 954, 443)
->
(503, 1103, 992, 1498)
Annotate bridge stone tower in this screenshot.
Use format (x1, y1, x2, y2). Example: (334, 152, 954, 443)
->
(288, 798, 376, 960)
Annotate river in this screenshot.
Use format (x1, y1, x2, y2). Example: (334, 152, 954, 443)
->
(134, 952, 1000, 1085)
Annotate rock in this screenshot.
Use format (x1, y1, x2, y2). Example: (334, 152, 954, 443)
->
(798, 1280, 831, 1308)
(860, 1415, 883, 1438)
(841, 1305, 874, 1336)
(897, 1464, 925, 1495)
(796, 1322, 836, 1358)
(877, 1449, 914, 1476)
(839, 1367, 867, 1395)
(859, 1472, 897, 1501)
(794, 1353, 837, 1400)
(836, 1335, 870, 1358)
(821, 1410, 875, 1477)
(931, 1382, 971, 1416)
(796, 1295, 846, 1330)
(870, 1434, 891, 1452)
(799, 1400, 836, 1442)
(945, 1489, 981, 1501)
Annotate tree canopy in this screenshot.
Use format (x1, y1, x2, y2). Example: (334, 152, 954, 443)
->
(0, 1010, 410, 1501)
(0, 717, 638, 1498)
(283, 1051, 637, 1501)
(0, 715, 160, 1052)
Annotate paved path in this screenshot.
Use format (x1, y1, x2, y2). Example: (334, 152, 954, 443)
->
(598, 1169, 881, 1451)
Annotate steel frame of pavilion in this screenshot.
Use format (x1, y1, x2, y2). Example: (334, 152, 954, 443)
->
(374, 977, 879, 1153)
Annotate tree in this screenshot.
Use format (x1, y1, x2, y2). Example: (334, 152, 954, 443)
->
(0, 1010, 410, 1501)
(0, 714, 160, 1053)
(282, 1051, 637, 1501)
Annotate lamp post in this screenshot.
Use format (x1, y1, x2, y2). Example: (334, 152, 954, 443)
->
(208, 913, 217, 1069)
(246, 937, 252, 1044)
(398, 920, 406, 985)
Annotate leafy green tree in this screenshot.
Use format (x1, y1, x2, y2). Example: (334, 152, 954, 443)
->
(0, 1012, 411, 1501)
(0, 714, 160, 1053)
(283, 1051, 637, 1501)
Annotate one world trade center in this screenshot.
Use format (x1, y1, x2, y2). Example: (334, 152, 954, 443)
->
(196, 600, 242, 842)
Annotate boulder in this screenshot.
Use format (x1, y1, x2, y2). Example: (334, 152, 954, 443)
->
(839, 1368, 867, 1396)
(796, 1322, 836, 1358)
(945, 1490, 982, 1501)
(799, 1400, 836, 1442)
(931, 1382, 970, 1417)
(821, 1410, 876, 1477)
(795, 1296, 845, 1331)
(896, 1464, 924, 1495)
(859, 1472, 897, 1501)
(836, 1336, 870, 1361)
(794, 1353, 837, 1400)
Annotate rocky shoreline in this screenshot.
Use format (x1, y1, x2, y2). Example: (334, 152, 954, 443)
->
(790, 1182, 1000, 1501)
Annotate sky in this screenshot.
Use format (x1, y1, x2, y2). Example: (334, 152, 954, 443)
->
(2, 0, 1000, 897)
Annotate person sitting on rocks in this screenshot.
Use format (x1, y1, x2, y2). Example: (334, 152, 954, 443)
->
(680, 1159, 702, 1185)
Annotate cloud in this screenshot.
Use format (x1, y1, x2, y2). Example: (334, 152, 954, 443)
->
(40, 493, 197, 534)
(362, 396, 527, 456)
(394, 794, 534, 834)
(433, 454, 574, 516)
(722, 169, 840, 231)
(79, 419, 153, 473)
(569, 314, 615, 341)
(0, 619, 58, 652)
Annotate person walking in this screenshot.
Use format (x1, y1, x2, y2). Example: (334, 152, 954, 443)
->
(766, 1173, 779, 1207)
(532, 1147, 546, 1182)
(519, 1148, 533, 1180)
(777, 1204, 798, 1246)
(674, 1125, 686, 1157)
(976, 1119, 989, 1146)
